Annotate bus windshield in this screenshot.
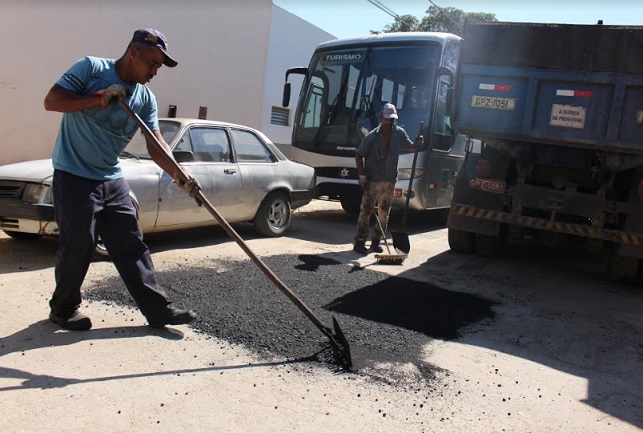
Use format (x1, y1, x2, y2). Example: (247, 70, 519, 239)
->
(293, 43, 441, 155)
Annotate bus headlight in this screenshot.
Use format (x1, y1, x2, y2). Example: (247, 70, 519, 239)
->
(22, 184, 53, 205)
(397, 168, 425, 181)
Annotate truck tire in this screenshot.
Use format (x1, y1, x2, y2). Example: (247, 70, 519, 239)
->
(475, 232, 504, 257)
(448, 228, 475, 253)
(606, 247, 639, 284)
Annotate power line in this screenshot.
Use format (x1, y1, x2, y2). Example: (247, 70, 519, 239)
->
(366, 0, 399, 20)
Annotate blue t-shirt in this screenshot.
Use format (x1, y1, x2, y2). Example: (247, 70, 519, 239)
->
(356, 124, 412, 183)
(51, 56, 159, 180)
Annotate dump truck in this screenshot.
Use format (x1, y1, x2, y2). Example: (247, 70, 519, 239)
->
(446, 21, 643, 285)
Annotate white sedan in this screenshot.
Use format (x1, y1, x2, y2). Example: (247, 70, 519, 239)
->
(0, 118, 316, 255)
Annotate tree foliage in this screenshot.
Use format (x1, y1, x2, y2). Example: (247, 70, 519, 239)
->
(375, 6, 497, 37)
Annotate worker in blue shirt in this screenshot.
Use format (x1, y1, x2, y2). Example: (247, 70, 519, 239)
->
(44, 28, 198, 330)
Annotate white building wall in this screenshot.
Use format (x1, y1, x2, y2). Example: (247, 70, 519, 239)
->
(1, 0, 331, 166)
(262, 6, 334, 155)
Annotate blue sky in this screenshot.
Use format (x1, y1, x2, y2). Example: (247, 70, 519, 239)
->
(273, 0, 642, 39)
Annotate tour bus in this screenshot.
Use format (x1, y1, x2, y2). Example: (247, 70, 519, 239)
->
(282, 32, 469, 214)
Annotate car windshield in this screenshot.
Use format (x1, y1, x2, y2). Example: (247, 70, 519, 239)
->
(122, 120, 182, 158)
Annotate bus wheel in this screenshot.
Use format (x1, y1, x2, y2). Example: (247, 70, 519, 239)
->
(606, 246, 639, 284)
(340, 198, 361, 215)
(475, 232, 505, 257)
(448, 228, 475, 253)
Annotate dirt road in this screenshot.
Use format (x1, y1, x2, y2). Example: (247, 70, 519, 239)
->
(1, 199, 641, 432)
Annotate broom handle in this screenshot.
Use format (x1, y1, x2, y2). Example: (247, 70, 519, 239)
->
(400, 121, 424, 231)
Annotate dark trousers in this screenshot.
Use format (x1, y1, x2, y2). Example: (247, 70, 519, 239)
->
(50, 170, 170, 320)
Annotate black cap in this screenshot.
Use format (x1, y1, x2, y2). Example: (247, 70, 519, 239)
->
(131, 28, 178, 68)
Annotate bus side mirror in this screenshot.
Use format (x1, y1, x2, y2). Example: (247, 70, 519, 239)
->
(446, 86, 454, 114)
(438, 66, 456, 116)
(282, 67, 308, 108)
(437, 66, 454, 83)
(282, 82, 291, 108)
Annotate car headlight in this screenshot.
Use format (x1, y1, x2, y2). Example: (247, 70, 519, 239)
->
(397, 168, 425, 181)
(22, 184, 53, 205)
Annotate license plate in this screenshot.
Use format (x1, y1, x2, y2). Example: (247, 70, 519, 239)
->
(471, 95, 516, 110)
(469, 177, 506, 194)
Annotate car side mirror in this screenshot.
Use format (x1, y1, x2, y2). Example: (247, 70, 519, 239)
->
(173, 150, 195, 163)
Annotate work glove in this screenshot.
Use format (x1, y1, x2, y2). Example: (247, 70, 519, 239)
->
(176, 175, 203, 206)
(94, 84, 130, 108)
(358, 175, 367, 188)
(413, 136, 424, 149)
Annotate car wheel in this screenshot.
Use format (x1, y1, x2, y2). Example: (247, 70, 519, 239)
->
(93, 236, 111, 261)
(254, 191, 291, 237)
(3, 230, 42, 241)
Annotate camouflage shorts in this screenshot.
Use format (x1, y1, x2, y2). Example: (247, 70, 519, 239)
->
(354, 181, 395, 243)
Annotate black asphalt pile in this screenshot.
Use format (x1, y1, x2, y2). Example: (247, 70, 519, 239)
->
(86, 253, 497, 383)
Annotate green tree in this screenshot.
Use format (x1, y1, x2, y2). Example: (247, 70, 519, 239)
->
(374, 6, 497, 37)
(378, 14, 420, 33)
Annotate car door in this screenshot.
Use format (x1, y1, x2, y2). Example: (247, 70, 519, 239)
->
(230, 128, 280, 218)
(155, 125, 241, 228)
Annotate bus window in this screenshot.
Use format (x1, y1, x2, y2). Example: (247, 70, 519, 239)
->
(346, 65, 360, 110)
(382, 78, 394, 104)
(397, 84, 406, 109)
(432, 76, 455, 151)
(302, 80, 323, 128)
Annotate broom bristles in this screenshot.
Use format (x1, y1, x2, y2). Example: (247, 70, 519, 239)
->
(374, 253, 407, 265)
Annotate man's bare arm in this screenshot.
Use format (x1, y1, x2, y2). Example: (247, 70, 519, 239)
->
(44, 84, 103, 113)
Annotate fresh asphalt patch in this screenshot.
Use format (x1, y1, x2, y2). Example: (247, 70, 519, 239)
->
(86, 253, 498, 387)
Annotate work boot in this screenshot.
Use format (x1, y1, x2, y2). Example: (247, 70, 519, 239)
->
(49, 310, 92, 331)
(147, 307, 197, 328)
(353, 241, 368, 255)
(370, 241, 384, 253)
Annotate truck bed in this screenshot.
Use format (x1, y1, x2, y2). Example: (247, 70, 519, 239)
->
(452, 22, 643, 154)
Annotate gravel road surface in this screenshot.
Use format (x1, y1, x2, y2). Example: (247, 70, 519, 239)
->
(1, 199, 641, 433)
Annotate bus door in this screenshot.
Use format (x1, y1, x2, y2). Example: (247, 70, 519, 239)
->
(424, 71, 460, 208)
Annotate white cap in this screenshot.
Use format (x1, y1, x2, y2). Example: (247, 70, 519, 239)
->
(382, 103, 398, 119)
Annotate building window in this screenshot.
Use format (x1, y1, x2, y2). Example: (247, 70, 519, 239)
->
(271, 106, 290, 126)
